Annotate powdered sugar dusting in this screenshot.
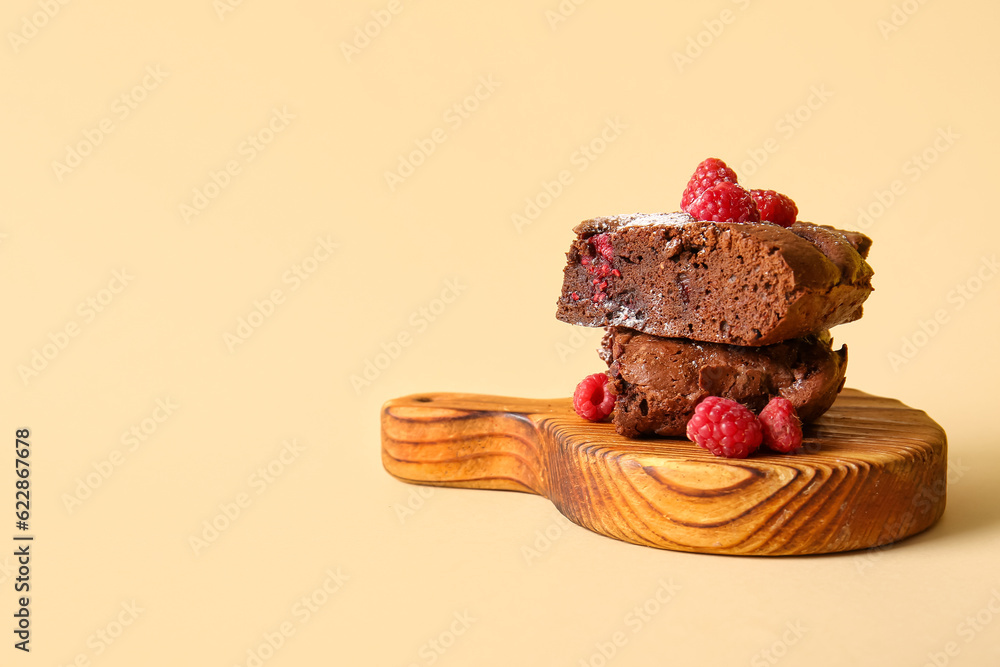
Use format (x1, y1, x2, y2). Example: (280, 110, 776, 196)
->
(575, 211, 698, 235)
(607, 311, 647, 330)
(617, 211, 696, 229)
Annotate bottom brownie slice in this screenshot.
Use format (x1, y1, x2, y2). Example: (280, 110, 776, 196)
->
(602, 328, 847, 438)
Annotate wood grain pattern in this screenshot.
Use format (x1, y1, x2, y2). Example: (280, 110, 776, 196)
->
(381, 389, 947, 556)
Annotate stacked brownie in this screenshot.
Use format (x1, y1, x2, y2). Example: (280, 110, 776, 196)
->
(555, 211, 874, 438)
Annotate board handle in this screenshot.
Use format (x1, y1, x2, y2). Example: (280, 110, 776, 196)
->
(381, 393, 562, 495)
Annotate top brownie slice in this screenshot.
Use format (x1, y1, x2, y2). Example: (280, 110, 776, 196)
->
(555, 212, 874, 346)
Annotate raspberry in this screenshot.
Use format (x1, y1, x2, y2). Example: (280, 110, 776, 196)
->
(573, 373, 615, 422)
(590, 233, 615, 263)
(685, 396, 762, 458)
(582, 233, 620, 303)
(758, 396, 803, 453)
(685, 182, 761, 223)
(750, 189, 798, 228)
(680, 158, 739, 209)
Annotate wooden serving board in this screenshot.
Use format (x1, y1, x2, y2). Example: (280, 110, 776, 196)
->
(381, 389, 947, 556)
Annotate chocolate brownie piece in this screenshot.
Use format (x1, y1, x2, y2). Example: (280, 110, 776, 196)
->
(555, 213, 874, 346)
(603, 327, 847, 438)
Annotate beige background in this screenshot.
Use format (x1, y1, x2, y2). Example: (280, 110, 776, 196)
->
(3, 0, 999, 665)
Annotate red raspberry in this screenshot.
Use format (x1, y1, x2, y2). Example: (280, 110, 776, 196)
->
(685, 397, 762, 458)
(758, 396, 803, 453)
(590, 233, 615, 263)
(582, 233, 620, 303)
(573, 373, 615, 422)
(680, 157, 739, 209)
(750, 189, 798, 228)
(685, 182, 761, 223)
